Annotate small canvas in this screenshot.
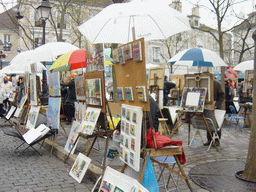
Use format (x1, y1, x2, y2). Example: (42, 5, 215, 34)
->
(99, 166, 148, 192)
(117, 87, 124, 100)
(85, 78, 102, 106)
(30, 74, 38, 106)
(133, 41, 142, 62)
(180, 87, 207, 112)
(75, 75, 86, 101)
(64, 121, 80, 154)
(74, 102, 86, 122)
(46, 97, 61, 129)
(112, 49, 119, 63)
(14, 95, 28, 118)
(48, 72, 61, 96)
(125, 87, 134, 101)
(118, 47, 125, 65)
(69, 153, 91, 183)
(26, 106, 40, 129)
(136, 86, 147, 101)
(124, 44, 132, 60)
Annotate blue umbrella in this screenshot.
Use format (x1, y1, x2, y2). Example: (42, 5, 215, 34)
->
(168, 48, 227, 68)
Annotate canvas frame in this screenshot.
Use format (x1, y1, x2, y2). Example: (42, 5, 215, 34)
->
(26, 106, 40, 129)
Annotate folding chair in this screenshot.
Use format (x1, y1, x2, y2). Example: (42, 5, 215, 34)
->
(154, 156, 180, 191)
(190, 114, 222, 151)
(226, 105, 245, 132)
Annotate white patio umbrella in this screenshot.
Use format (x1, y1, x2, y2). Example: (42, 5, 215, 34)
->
(78, 1, 191, 44)
(32, 42, 79, 62)
(234, 60, 254, 72)
(9, 50, 36, 66)
(2, 62, 46, 74)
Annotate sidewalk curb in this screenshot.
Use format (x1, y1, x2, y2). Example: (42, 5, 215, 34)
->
(43, 138, 102, 181)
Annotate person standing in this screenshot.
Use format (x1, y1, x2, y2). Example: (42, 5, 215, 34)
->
(1, 76, 12, 110)
(238, 81, 244, 103)
(204, 79, 225, 146)
(163, 76, 176, 106)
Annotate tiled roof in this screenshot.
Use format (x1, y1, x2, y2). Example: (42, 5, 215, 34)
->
(0, 6, 19, 30)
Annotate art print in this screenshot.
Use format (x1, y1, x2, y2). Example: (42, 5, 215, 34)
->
(121, 107, 126, 117)
(117, 87, 124, 100)
(64, 121, 80, 154)
(30, 74, 38, 106)
(69, 153, 91, 183)
(125, 87, 133, 101)
(80, 107, 101, 135)
(112, 49, 118, 64)
(74, 102, 86, 121)
(180, 87, 207, 112)
(124, 44, 132, 60)
(120, 134, 124, 145)
(48, 72, 61, 96)
(46, 97, 61, 129)
(120, 104, 143, 172)
(130, 152, 135, 165)
(26, 106, 40, 129)
(136, 86, 147, 101)
(118, 47, 125, 65)
(99, 167, 148, 192)
(75, 75, 86, 101)
(85, 78, 102, 106)
(133, 41, 142, 62)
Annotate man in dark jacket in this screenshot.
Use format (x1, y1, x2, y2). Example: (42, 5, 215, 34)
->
(163, 76, 176, 106)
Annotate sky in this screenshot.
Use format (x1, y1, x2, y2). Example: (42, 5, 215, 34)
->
(0, 0, 253, 29)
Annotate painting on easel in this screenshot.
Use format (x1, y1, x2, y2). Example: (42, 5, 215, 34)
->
(26, 106, 40, 129)
(64, 120, 80, 154)
(46, 97, 61, 129)
(85, 78, 102, 106)
(48, 71, 61, 96)
(180, 87, 207, 112)
(30, 74, 38, 106)
(75, 75, 86, 101)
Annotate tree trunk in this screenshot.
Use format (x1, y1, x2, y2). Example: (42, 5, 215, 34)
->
(241, 30, 256, 181)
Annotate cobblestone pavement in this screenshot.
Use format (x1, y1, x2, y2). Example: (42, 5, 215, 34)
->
(0, 116, 252, 192)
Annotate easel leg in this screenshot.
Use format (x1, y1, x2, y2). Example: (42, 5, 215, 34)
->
(85, 136, 98, 156)
(64, 134, 80, 163)
(102, 133, 110, 173)
(50, 132, 57, 156)
(138, 155, 148, 184)
(174, 155, 193, 192)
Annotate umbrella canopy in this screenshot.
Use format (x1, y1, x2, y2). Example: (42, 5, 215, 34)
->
(49, 49, 87, 72)
(78, 1, 191, 44)
(9, 50, 36, 65)
(1, 62, 46, 74)
(32, 42, 79, 62)
(169, 48, 228, 67)
(233, 60, 254, 72)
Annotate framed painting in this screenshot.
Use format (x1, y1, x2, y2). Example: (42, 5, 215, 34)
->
(64, 121, 80, 154)
(30, 74, 38, 106)
(69, 152, 91, 183)
(26, 106, 40, 129)
(180, 87, 207, 112)
(48, 71, 61, 96)
(85, 78, 102, 106)
(74, 75, 86, 101)
(14, 95, 28, 118)
(46, 97, 61, 129)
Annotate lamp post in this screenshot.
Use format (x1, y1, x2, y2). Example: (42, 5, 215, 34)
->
(0, 40, 6, 69)
(36, 0, 52, 105)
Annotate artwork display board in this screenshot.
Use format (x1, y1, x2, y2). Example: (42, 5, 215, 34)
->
(74, 102, 86, 122)
(69, 152, 91, 183)
(99, 166, 148, 192)
(148, 66, 165, 89)
(46, 97, 61, 129)
(120, 104, 143, 172)
(26, 106, 40, 129)
(184, 72, 214, 109)
(79, 107, 101, 135)
(64, 120, 80, 154)
(114, 38, 150, 111)
(84, 71, 106, 113)
(30, 74, 38, 106)
(75, 75, 86, 101)
(14, 95, 28, 118)
(180, 87, 207, 112)
(48, 71, 61, 96)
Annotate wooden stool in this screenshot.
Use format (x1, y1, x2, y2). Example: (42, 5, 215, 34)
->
(158, 118, 169, 136)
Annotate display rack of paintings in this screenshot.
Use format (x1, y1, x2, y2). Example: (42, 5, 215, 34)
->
(99, 166, 148, 192)
(26, 106, 40, 129)
(180, 87, 207, 112)
(69, 152, 91, 183)
(120, 104, 143, 172)
(48, 72, 61, 96)
(30, 74, 38, 106)
(64, 120, 81, 154)
(46, 97, 61, 129)
(78, 107, 101, 135)
(74, 75, 86, 101)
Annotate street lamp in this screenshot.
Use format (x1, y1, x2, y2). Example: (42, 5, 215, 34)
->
(0, 40, 6, 69)
(36, 0, 52, 105)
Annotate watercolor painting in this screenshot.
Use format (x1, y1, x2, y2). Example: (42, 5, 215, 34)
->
(26, 106, 40, 129)
(85, 78, 102, 106)
(75, 75, 86, 101)
(64, 121, 80, 154)
(69, 153, 91, 183)
(48, 71, 61, 96)
(46, 97, 61, 129)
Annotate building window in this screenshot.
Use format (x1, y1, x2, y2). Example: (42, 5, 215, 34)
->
(153, 47, 160, 63)
(4, 34, 11, 51)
